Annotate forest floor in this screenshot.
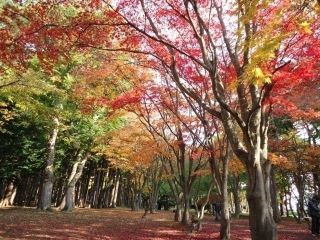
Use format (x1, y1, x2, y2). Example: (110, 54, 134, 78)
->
(0, 207, 315, 240)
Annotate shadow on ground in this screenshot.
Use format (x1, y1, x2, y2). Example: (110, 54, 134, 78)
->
(0, 207, 314, 240)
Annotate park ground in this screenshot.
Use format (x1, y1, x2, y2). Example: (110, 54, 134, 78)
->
(0, 207, 315, 240)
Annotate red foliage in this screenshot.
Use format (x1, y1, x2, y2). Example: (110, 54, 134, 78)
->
(0, 208, 315, 240)
(111, 88, 144, 110)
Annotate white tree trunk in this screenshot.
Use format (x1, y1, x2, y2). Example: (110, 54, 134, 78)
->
(39, 117, 59, 211)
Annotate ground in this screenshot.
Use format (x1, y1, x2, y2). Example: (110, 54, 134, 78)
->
(0, 207, 315, 239)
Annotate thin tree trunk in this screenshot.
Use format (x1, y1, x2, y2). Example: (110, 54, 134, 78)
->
(270, 166, 281, 223)
(28, 177, 40, 207)
(182, 192, 190, 225)
(74, 182, 80, 206)
(197, 182, 214, 220)
(149, 178, 160, 213)
(173, 195, 182, 222)
(91, 166, 101, 208)
(173, 192, 183, 222)
(110, 170, 120, 208)
(79, 164, 92, 208)
(279, 191, 284, 216)
(284, 190, 290, 217)
(287, 188, 297, 220)
(175, 204, 182, 222)
(38, 117, 59, 211)
(97, 168, 106, 208)
(295, 174, 305, 223)
(53, 183, 61, 207)
(220, 153, 230, 240)
(15, 176, 27, 206)
(231, 174, 241, 218)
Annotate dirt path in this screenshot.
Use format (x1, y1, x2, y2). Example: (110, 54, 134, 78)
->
(0, 207, 314, 239)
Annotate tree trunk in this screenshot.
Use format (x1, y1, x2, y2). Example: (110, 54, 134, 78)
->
(0, 182, 16, 207)
(38, 117, 59, 211)
(247, 159, 277, 240)
(28, 177, 40, 207)
(163, 164, 183, 222)
(97, 168, 106, 208)
(270, 166, 281, 223)
(53, 179, 64, 207)
(220, 154, 230, 240)
(149, 178, 160, 213)
(175, 205, 182, 222)
(182, 191, 190, 224)
(231, 174, 241, 219)
(221, 104, 277, 240)
(279, 192, 284, 216)
(294, 174, 305, 223)
(110, 170, 120, 208)
(287, 187, 297, 219)
(196, 182, 213, 220)
(131, 190, 141, 211)
(313, 173, 320, 196)
(59, 152, 90, 211)
(109, 180, 116, 207)
(79, 164, 92, 208)
(16, 176, 28, 206)
(220, 205, 230, 240)
(91, 167, 101, 208)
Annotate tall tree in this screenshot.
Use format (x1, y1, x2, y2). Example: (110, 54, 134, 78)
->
(102, 1, 319, 239)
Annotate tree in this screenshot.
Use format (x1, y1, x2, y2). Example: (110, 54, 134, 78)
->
(102, 1, 319, 239)
(228, 157, 246, 219)
(103, 117, 161, 211)
(38, 116, 60, 210)
(135, 83, 214, 224)
(270, 128, 320, 223)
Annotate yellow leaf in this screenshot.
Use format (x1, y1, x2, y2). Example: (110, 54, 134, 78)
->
(251, 67, 272, 85)
(253, 67, 265, 79)
(300, 21, 312, 34)
(264, 77, 272, 84)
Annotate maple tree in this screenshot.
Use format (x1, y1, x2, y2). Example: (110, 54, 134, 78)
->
(119, 63, 236, 236)
(135, 84, 211, 224)
(98, 1, 319, 239)
(102, 116, 163, 211)
(269, 125, 320, 223)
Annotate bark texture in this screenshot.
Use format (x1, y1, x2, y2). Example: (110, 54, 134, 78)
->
(0, 182, 16, 207)
(38, 117, 59, 211)
(59, 152, 91, 211)
(270, 166, 281, 223)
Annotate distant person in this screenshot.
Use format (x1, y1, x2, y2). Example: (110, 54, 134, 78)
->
(212, 202, 222, 221)
(142, 194, 150, 218)
(308, 194, 320, 236)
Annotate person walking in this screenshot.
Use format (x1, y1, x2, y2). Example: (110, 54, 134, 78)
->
(142, 194, 150, 218)
(308, 194, 320, 236)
